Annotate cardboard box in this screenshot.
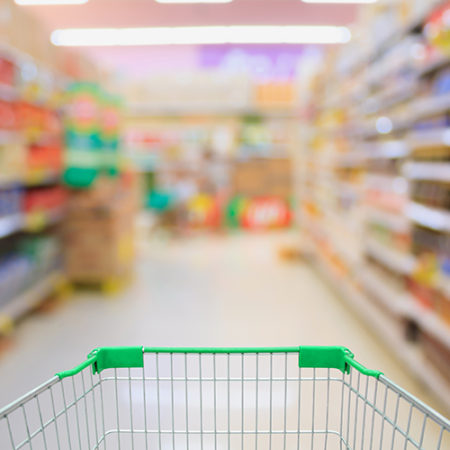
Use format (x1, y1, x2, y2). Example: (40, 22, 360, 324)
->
(63, 178, 136, 283)
(232, 158, 292, 197)
(64, 220, 134, 282)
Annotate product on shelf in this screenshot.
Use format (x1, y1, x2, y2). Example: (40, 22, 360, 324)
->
(0, 255, 32, 308)
(412, 181, 450, 208)
(0, 234, 61, 309)
(300, 0, 450, 401)
(0, 187, 23, 219)
(23, 186, 66, 215)
(0, 56, 15, 87)
(425, 2, 450, 54)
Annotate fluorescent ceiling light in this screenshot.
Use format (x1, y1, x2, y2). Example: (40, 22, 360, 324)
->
(15, 0, 88, 4)
(156, 0, 232, 3)
(303, 0, 376, 3)
(51, 25, 351, 46)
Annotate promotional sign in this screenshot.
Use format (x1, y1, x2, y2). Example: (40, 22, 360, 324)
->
(64, 83, 123, 188)
(226, 196, 250, 228)
(226, 196, 291, 229)
(242, 197, 291, 229)
(101, 93, 122, 177)
(64, 82, 102, 188)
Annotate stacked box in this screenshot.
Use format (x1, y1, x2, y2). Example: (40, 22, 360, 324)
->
(232, 158, 292, 198)
(63, 178, 136, 283)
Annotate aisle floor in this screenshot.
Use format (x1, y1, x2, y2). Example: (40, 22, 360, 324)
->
(0, 231, 443, 414)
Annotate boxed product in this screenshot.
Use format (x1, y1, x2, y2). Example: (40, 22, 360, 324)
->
(232, 160, 265, 197)
(231, 158, 292, 198)
(63, 178, 136, 283)
(265, 158, 292, 198)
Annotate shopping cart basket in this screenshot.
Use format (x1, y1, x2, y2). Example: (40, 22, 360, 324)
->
(0, 346, 449, 449)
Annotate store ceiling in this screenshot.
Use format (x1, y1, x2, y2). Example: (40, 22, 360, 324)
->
(21, 0, 358, 77)
(24, 0, 357, 29)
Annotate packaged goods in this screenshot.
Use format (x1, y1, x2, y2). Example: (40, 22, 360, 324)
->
(63, 178, 135, 283)
(0, 56, 15, 87)
(0, 234, 60, 308)
(425, 2, 450, 54)
(231, 158, 292, 198)
(0, 187, 23, 218)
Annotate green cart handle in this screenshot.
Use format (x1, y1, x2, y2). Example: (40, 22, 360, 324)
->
(56, 346, 382, 379)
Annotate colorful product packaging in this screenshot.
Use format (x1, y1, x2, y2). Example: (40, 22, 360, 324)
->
(64, 82, 103, 188)
(100, 93, 122, 177)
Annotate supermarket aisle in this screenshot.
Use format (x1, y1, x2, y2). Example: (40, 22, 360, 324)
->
(0, 232, 442, 413)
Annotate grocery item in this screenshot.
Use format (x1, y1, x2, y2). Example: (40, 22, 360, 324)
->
(63, 178, 135, 283)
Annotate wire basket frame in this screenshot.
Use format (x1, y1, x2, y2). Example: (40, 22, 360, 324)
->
(0, 347, 449, 449)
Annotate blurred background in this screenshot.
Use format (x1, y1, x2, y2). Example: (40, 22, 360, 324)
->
(0, 0, 449, 418)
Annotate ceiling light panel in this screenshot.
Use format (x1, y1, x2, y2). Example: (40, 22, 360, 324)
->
(51, 25, 352, 46)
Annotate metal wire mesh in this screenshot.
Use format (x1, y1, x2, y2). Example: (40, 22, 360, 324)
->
(0, 350, 449, 449)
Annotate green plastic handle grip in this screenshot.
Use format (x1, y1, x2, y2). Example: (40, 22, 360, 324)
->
(56, 346, 382, 379)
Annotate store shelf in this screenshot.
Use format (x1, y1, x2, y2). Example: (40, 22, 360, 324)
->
(406, 202, 450, 233)
(349, 6, 432, 74)
(408, 127, 450, 149)
(0, 208, 64, 239)
(0, 214, 24, 239)
(325, 222, 363, 268)
(413, 93, 450, 120)
(417, 55, 450, 79)
(357, 266, 409, 315)
(364, 140, 409, 159)
(312, 248, 450, 410)
(366, 206, 410, 233)
(403, 162, 450, 182)
(408, 302, 450, 350)
(365, 174, 409, 194)
(336, 152, 366, 168)
(23, 208, 64, 233)
(24, 171, 61, 187)
(302, 0, 450, 413)
(0, 271, 63, 334)
(335, 180, 362, 195)
(438, 276, 450, 299)
(360, 116, 412, 139)
(0, 171, 61, 189)
(365, 237, 416, 275)
(364, 82, 417, 116)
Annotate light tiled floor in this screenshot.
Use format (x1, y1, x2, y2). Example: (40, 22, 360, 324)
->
(0, 231, 445, 417)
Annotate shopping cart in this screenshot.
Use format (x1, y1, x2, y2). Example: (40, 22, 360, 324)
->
(0, 346, 449, 449)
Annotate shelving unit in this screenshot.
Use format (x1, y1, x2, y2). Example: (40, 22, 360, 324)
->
(0, 214, 24, 240)
(0, 42, 67, 333)
(364, 237, 416, 275)
(0, 271, 64, 335)
(407, 202, 450, 232)
(312, 247, 450, 408)
(301, 0, 450, 408)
